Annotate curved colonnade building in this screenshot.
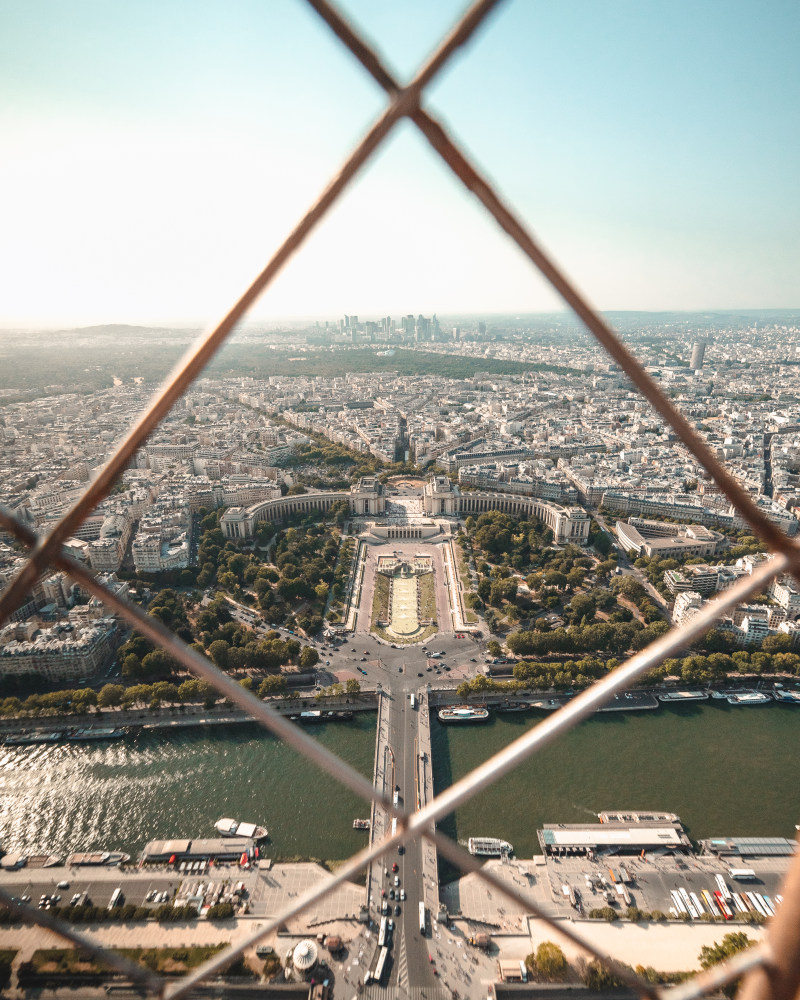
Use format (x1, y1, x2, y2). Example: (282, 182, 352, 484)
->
(221, 474, 589, 546)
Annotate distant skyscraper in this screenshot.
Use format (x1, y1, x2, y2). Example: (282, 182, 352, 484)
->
(690, 341, 706, 370)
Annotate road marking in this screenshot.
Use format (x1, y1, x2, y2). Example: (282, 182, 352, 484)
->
(396, 933, 409, 989)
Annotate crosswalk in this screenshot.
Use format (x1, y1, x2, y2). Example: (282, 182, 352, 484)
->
(366, 988, 451, 1000)
(395, 934, 409, 990)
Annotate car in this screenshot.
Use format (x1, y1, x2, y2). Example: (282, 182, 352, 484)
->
(351, 647, 356, 652)
(325, 660, 330, 665)
(392, 862, 399, 872)
(394, 875, 399, 886)
(417, 672, 423, 677)
(388, 918, 394, 930)
(363, 650, 369, 655)
(426, 666, 432, 672)
(397, 845, 404, 855)
(358, 667, 367, 675)
(394, 904, 401, 916)
(360, 656, 367, 661)
(389, 888, 395, 900)
(57, 880, 70, 889)
(20, 895, 30, 904)
(381, 901, 389, 915)
(470, 657, 477, 662)
(400, 889, 406, 900)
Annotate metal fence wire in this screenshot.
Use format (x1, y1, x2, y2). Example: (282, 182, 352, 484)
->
(1, 1, 798, 997)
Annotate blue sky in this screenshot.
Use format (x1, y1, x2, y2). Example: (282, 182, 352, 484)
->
(1, 0, 798, 326)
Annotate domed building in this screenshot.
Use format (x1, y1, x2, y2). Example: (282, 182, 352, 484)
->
(291, 939, 318, 980)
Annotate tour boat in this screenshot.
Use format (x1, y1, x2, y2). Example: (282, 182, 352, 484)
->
(437, 705, 489, 723)
(467, 837, 513, 857)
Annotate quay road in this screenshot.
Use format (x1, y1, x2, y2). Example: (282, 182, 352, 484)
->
(368, 671, 440, 994)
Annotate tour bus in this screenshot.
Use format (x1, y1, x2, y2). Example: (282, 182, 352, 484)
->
(378, 915, 389, 947)
(410, 693, 417, 709)
(107, 887, 123, 911)
(371, 946, 389, 985)
(729, 868, 757, 880)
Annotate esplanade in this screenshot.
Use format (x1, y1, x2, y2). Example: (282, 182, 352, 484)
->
(221, 474, 590, 545)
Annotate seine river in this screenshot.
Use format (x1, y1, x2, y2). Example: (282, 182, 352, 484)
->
(0, 704, 797, 865)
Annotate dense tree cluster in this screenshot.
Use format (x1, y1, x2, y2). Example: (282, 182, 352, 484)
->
(524, 941, 568, 981)
(507, 619, 670, 658)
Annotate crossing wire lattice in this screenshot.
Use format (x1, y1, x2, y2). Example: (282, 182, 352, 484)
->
(1, 1, 798, 998)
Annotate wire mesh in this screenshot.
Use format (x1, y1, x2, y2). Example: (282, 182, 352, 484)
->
(1, 1, 798, 997)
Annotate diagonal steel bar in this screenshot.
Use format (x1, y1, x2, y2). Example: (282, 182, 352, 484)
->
(402, 552, 785, 838)
(430, 828, 661, 999)
(666, 942, 772, 1000)
(5, 500, 773, 1000)
(162, 818, 418, 1000)
(737, 829, 800, 1000)
(306, 0, 800, 579)
(0, 505, 390, 812)
(0, 886, 163, 992)
(0, 0, 502, 628)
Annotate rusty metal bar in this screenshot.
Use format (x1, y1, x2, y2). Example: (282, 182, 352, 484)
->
(0, 0, 502, 628)
(0, 506, 389, 812)
(0, 886, 163, 991)
(738, 831, 800, 1000)
(306, 0, 800, 581)
(1, 2, 797, 998)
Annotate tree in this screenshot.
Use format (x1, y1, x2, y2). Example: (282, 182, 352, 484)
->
(258, 675, 288, 698)
(699, 932, 752, 998)
(345, 678, 361, 695)
(122, 653, 142, 679)
(534, 941, 568, 981)
(98, 684, 124, 708)
(300, 646, 320, 669)
(208, 639, 230, 669)
(486, 640, 502, 657)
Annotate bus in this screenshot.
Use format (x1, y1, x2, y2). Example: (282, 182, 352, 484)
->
(378, 916, 389, 948)
(373, 945, 389, 985)
(107, 887, 123, 911)
(729, 868, 757, 880)
(410, 693, 416, 709)
(419, 901, 427, 936)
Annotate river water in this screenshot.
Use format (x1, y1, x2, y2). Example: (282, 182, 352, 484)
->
(432, 701, 800, 860)
(0, 704, 797, 864)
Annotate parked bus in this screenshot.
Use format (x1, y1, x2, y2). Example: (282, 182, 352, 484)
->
(373, 946, 389, 984)
(410, 693, 416, 709)
(729, 868, 757, 880)
(378, 916, 388, 948)
(419, 901, 427, 936)
(107, 887, 123, 911)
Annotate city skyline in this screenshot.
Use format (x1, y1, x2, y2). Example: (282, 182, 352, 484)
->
(1, 0, 799, 327)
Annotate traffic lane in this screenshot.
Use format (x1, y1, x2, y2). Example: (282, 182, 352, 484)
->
(399, 697, 437, 988)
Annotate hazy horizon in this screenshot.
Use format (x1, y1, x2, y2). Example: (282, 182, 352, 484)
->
(2, 1, 798, 326)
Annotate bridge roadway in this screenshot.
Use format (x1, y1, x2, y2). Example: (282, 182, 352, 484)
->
(368, 671, 440, 993)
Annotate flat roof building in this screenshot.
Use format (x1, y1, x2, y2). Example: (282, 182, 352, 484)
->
(538, 820, 691, 855)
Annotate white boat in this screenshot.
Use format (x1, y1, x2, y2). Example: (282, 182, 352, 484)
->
(467, 837, 513, 857)
(773, 689, 800, 704)
(438, 705, 489, 723)
(215, 818, 268, 840)
(726, 691, 771, 705)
